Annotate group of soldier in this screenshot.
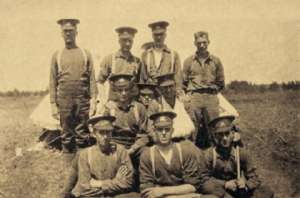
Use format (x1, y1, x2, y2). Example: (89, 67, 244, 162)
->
(49, 18, 274, 198)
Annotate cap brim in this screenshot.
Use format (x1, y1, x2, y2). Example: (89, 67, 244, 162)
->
(119, 35, 134, 39)
(87, 115, 116, 125)
(160, 80, 175, 87)
(214, 126, 233, 133)
(152, 29, 166, 34)
(208, 115, 235, 127)
(149, 111, 177, 121)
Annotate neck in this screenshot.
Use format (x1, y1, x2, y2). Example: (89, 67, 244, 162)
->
(120, 49, 131, 57)
(154, 43, 164, 49)
(117, 100, 131, 109)
(65, 42, 77, 49)
(197, 50, 208, 58)
(157, 143, 173, 152)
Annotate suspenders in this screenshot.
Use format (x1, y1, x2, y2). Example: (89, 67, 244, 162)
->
(56, 48, 88, 73)
(146, 49, 175, 75)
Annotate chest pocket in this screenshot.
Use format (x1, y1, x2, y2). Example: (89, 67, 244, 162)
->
(111, 54, 139, 75)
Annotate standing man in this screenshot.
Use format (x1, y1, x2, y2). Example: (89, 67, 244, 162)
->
(50, 19, 98, 153)
(202, 115, 274, 198)
(97, 27, 142, 107)
(183, 31, 225, 146)
(140, 21, 184, 98)
(139, 111, 217, 198)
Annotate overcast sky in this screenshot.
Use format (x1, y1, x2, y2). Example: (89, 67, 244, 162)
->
(0, 0, 299, 91)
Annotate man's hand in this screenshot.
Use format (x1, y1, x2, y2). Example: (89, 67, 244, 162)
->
(236, 178, 246, 189)
(90, 178, 103, 188)
(89, 98, 97, 117)
(51, 103, 60, 120)
(225, 179, 237, 191)
(141, 187, 166, 198)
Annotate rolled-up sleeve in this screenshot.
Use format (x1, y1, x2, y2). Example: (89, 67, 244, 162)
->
(97, 55, 111, 84)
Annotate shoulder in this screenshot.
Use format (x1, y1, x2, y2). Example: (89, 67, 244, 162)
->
(77, 145, 96, 159)
(101, 54, 114, 64)
(178, 140, 200, 156)
(115, 143, 128, 155)
(133, 55, 141, 63)
(105, 100, 117, 109)
(140, 146, 151, 161)
(203, 147, 214, 161)
(183, 55, 195, 65)
(133, 101, 146, 111)
(141, 49, 151, 59)
(209, 54, 222, 63)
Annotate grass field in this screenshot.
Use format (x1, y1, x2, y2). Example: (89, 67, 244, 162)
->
(0, 91, 299, 198)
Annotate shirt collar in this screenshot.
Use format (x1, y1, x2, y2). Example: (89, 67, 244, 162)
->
(193, 51, 212, 62)
(116, 100, 135, 110)
(115, 50, 134, 61)
(149, 45, 171, 53)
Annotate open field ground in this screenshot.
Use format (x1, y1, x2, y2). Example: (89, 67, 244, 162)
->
(0, 91, 299, 198)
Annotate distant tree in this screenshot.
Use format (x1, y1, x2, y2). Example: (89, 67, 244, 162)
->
(269, 82, 280, 91)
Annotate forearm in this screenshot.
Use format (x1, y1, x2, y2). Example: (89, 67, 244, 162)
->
(160, 184, 196, 196)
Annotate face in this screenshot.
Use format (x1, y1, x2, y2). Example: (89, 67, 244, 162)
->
(154, 124, 173, 146)
(114, 84, 132, 103)
(194, 37, 209, 52)
(159, 84, 176, 100)
(214, 130, 234, 149)
(140, 92, 155, 107)
(62, 29, 77, 44)
(119, 37, 133, 52)
(152, 32, 166, 46)
(94, 129, 113, 149)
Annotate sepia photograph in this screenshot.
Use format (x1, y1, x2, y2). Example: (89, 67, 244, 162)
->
(0, 0, 299, 197)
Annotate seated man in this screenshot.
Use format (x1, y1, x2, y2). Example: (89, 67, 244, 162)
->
(202, 115, 274, 198)
(70, 114, 134, 198)
(139, 111, 217, 198)
(148, 73, 195, 140)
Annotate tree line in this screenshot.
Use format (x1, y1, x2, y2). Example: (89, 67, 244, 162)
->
(0, 81, 299, 97)
(225, 80, 300, 93)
